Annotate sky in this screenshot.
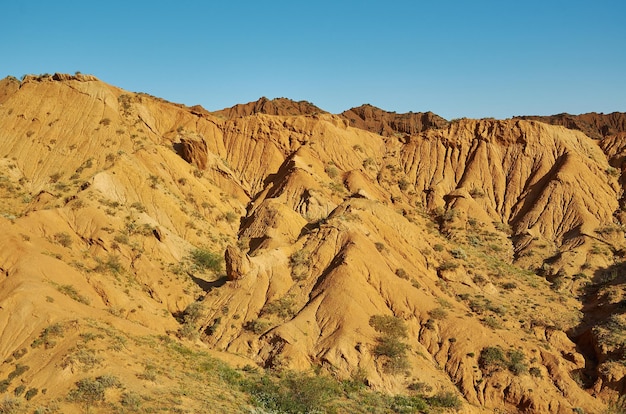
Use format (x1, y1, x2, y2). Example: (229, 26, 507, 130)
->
(2, 0, 625, 120)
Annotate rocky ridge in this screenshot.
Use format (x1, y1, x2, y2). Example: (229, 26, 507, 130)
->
(213, 96, 327, 119)
(0, 73, 624, 413)
(516, 112, 626, 140)
(340, 104, 448, 137)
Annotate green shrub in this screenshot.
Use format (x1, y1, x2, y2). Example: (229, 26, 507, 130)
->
(502, 282, 517, 290)
(263, 296, 295, 319)
(137, 364, 158, 381)
(121, 391, 142, 409)
(369, 315, 408, 338)
(369, 315, 411, 373)
(442, 208, 459, 222)
(94, 255, 123, 275)
(391, 394, 428, 412)
(372, 336, 410, 373)
(177, 302, 205, 339)
(67, 376, 121, 408)
(242, 372, 341, 413)
(482, 316, 502, 329)
(62, 348, 102, 371)
(467, 219, 479, 229)
(428, 307, 447, 320)
(291, 268, 308, 281)
(223, 211, 238, 223)
(31, 324, 64, 349)
(205, 317, 221, 336)
(363, 158, 375, 168)
(290, 250, 311, 281)
(493, 221, 512, 234)
(550, 276, 565, 291)
(397, 178, 411, 191)
(190, 248, 223, 273)
(13, 384, 25, 397)
(179, 301, 203, 325)
(479, 347, 527, 375)
(343, 368, 368, 392)
(290, 250, 311, 267)
(7, 365, 29, 383)
(57, 285, 90, 305)
(438, 261, 459, 271)
(407, 381, 433, 393)
(95, 375, 121, 388)
(283, 373, 341, 411)
(53, 232, 72, 248)
(11, 348, 27, 360)
(24, 388, 38, 401)
(325, 165, 339, 178)
(473, 274, 487, 285)
(373, 336, 409, 359)
(0, 397, 21, 414)
(245, 319, 272, 334)
(479, 347, 507, 370)
(130, 202, 147, 212)
(450, 248, 467, 260)
(67, 379, 104, 407)
(147, 175, 159, 189)
(395, 268, 410, 280)
(113, 234, 129, 245)
(507, 349, 528, 375)
(428, 391, 462, 408)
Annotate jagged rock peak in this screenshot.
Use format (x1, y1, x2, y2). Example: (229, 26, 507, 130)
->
(516, 112, 626, 139)
(339, 103, 448, 137)
(18, 72, 100, 83)
(213, 96, 327, 118)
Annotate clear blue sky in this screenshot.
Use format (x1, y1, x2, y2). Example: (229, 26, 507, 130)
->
(2, 0, 625, 120)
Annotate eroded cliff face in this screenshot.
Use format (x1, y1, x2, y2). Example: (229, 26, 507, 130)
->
(0, 74, 624, 413)
(340, 104, 448, 137)
(517, 112, 626, 140)
(194, 115, 621, 413)
(213, 96, 327, 119)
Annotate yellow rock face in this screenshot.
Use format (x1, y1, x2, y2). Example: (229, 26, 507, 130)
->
(0, 74, 624, 413)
